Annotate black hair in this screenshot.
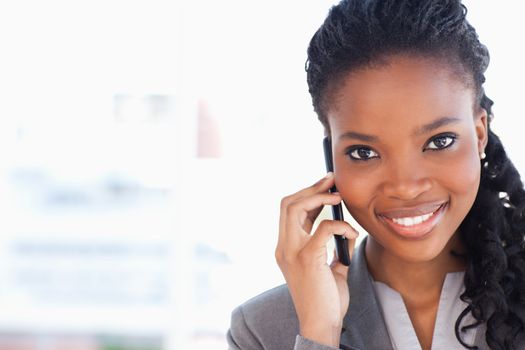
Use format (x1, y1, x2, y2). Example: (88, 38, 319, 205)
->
(306, 1, 525, 349)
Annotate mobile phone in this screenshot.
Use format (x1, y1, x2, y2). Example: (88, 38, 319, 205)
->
(323, 136, 351, 266)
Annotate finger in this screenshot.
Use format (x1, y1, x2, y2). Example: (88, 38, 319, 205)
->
(347, 233, 358, 260)
(280, 173, 336, 214)
(288, 192, 342, 223)
(330, 248, 347, 275)
(303, 219, 358, 257)
(311, 171, 336, 189)
(330, 231, 359, 276)
(277, 173, 340, 257)
(278, 173, 336, 236)
(279, 192, 342, 254)
(300, 171, 337, 198)
(284, 192, 342, 238)
(303, 205, 324, 234)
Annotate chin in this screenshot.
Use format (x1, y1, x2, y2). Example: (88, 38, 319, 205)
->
(385, 238, 450, 263)
(396, 249, 441, 263)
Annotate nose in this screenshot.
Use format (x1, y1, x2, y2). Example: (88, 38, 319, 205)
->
(381, 158, 433, 200)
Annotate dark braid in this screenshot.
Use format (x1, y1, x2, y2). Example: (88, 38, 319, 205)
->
(306, 1, 525, 349)
(458, 100, 525, 349)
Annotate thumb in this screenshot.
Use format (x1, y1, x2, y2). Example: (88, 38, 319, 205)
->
(330, 248, 349, 277)
(330, 231, 359, 276)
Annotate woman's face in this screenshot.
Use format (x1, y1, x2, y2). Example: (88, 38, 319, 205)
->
(327, 55, 488, 263)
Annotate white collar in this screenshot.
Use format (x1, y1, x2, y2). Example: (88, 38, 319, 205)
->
(372, 271, 480, 350)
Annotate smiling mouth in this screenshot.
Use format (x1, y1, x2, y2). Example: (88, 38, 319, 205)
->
(388, 205, 442, 226)
(378, 202, 448, 238)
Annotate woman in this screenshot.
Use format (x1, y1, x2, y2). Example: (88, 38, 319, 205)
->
(227, 0, 525, 349)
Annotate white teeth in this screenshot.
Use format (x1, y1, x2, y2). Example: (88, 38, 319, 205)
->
(392, 212, 434, 226)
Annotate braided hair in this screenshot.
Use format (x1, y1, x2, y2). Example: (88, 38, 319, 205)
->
(306, 1, 525, 349)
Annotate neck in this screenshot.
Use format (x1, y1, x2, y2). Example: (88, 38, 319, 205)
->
(365, 233, 467, 305)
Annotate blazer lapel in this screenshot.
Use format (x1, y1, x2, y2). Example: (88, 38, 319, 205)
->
(340, 236, 393, 350)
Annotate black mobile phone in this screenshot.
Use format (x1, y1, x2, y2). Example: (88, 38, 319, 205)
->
(323, 136, 351, 266)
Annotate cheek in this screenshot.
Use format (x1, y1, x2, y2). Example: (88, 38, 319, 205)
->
(448, 147, 481, 199)
(335, 171, 375, 211)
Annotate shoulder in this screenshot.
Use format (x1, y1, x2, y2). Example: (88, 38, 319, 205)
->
(228, 284, 299, 350)
(237, 283, 296, 324)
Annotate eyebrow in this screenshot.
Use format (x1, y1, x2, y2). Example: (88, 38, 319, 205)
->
(339, 116, 462, 143)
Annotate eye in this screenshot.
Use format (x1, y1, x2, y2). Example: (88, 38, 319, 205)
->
(425, 133, 457, 151)
(346, 146, 379, 161)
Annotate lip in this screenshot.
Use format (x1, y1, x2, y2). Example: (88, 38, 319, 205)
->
(379, 201, 446, 219)
(378, 202, 448, 239)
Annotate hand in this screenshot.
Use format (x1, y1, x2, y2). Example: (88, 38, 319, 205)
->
(275, 172, 359, 348)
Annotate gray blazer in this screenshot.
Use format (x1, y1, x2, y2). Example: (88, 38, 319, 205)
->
(227, 237, 492, 350)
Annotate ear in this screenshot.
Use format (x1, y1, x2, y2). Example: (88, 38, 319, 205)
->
(475, 108, 489, 156)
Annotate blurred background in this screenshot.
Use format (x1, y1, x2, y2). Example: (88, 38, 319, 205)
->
(0, 0, 522, 349)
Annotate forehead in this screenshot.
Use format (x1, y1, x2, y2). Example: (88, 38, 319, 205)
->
(327, 56, 476, 136)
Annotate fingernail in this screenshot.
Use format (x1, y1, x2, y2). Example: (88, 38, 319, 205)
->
(325, 172, 334, 179)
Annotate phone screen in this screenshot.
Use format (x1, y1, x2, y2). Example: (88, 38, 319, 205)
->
(323, 137, 351, 266)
